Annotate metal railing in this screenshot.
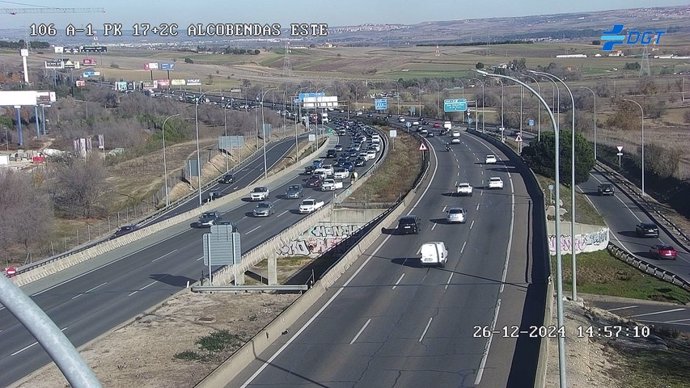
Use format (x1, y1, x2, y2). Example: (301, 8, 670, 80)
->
(608, 242, 690, 291)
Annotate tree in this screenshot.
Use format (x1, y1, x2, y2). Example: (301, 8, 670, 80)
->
(639, 142, 682, 179)
(0, 170, 53, 261)
(184, 57, 194, 64)
(521, 130, 595, 185)
(51, 154, 109, 218)
(475, 62, 485, 69)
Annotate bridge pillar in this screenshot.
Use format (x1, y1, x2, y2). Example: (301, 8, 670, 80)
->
(268, 255, 278, 285)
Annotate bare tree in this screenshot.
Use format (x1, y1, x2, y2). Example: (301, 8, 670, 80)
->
(51, 154, 109, 218)
(0, 169, 53, 261)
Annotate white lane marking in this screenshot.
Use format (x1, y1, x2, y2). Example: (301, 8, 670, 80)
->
(470, 220, 475, 230)
(457, 172, 460, 177)
(152, 249, 178, 263)
(662, 318, 690, 324)
(392, 273, 405, 290)
(240, 215, 248, 221)
(350, 319, 372, 344)
(246, 225, 262, 234)
(419, 317, 433, 342)
(628, 308, 685, 318)
(500, 177, 516, 294)
(277, 210, 289, 217)
(71, 282, 108, 300)
(461, 241, 467, 254)
(481, 170, 484, 175)
(442, 205, 447, 212)
(128, 281, 157, 297)
(431, 223, 437, 231)
(196, 256, 204, 261)
(475, 298, 501, 385)
(61, 326, 69, 332)
(11, 341, 38, 356)
(476, 203, 480, 211)
(445, 273, 454, 290)
(241, 136, 441, 388)
(607, 305, 638, 312)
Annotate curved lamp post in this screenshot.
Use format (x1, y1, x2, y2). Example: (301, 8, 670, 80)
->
(161, 113, 181, 207)
(578, 86, 597, 161)
(623, 98, 645, 197)
(476, 69, 567, 388)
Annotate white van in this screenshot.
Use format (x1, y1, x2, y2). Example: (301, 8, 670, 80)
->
(418, 242, 448, 267)
(371, 134, 381, 143)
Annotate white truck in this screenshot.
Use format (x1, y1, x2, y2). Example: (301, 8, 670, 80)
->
(299, 198, 325, 214)
(321, 179, 343, 191)
(250, 186, 270, 201)
(443, 121, 452, 130)
(418, 242, 448, 267)
(321, 112, 329, 124)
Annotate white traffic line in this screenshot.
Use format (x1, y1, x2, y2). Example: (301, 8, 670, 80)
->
(661, 318, 690, 324)
(71, 282, 108, 300)
(628, 308, 685, 318)
(11, 341, 38, 356)
(419, 317, 433, 342)
(152, 249, 178, 263)
(475, 298, 501, 385)
(470, 220, 475, 230)
(350, 319, 372, 344)
(607, 305, 638, 312)
(442, 205, 447, 212)
(392, 273, 405, 290)
(431, 223, 437, 231)
(246, 225, 262, 235)
(128, 281, 157, 297)
(241, 137, 441, 388)
(461, 241, 467, 254)
(476, 203, 480, 211)
(196, 256, 204, 261)
(445, 273, 454, 290)
(276, 210, 289, 218)
(500, 177, 516, 294)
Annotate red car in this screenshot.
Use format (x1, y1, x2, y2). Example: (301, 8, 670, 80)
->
(649, 245, 678, 260)
(433, 122, 441, 128)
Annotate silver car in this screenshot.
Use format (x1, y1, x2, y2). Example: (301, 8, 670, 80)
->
(446, 207, 467, 224)
(253, 202, 274, 217)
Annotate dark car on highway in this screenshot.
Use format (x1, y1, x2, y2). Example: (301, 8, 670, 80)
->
(286, 184, 304, 199)
(218, 173, 234, 184)
(397, 215, 421, 235)
(111, 225, 139, 239)
(636, 222, 659, 237)
(326, 149, 337, 158)
(306, 174, 323, 188)
(193, 212, 220, 228)
(597, 184, 614, 196)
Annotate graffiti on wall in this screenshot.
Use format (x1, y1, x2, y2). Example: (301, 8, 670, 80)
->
(277, 224, 360, 257)
(548, 228, 609, 255)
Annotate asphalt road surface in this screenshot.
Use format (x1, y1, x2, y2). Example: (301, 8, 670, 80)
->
(0, 126, 383, 385)
(231, 130, 549, 388)
(589, 297, 690, 334)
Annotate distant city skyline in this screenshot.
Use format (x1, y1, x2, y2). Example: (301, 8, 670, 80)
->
(0, 0, 688, 31)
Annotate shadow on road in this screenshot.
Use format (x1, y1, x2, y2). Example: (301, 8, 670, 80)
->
(149, 274, 196, 288)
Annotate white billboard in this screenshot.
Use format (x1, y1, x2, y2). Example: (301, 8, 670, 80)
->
(303, 95, 339, 108)
(0, 91, 38, 106)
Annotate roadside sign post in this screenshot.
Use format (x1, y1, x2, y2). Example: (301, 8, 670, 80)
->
(516, 133, 523, 153)
(419, 142, 428, 152)
(389, 129, 397, 150)
(499, 127, 505, 143)
(616, 146, 623, 169)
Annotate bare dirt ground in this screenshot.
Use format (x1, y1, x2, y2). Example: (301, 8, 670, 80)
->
(15, 292, 298, 388)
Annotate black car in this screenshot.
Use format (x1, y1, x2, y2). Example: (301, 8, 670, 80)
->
(635, 222, 659, 238)
(598, 184, 614, 196)
(326, 149, 337, 158)
(354, 157, 366, 167)
(334, 144, 344, 152)
(218, 173, 234, 184)
(397, 215, 421, 235)
(306, 174, 323, 188)
(111, 225, 138, 239)
(342, 161, 355, 172)
(207, 190, 223, 201)
(193, 211, 221, 228)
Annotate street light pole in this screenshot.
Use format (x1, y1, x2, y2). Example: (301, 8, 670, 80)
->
(523, 74, 542, 141)
(194, 96, 203, 206)
(477, 70, 567, 388)
(531, 70, 578, 301)
(162, 113, 180, 207)
(579, 86, 597, 161)
(623, 99, 645, 197)
(260, 87, 276, 180)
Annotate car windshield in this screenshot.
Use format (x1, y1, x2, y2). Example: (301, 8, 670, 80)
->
(449, 209, 464, 214)
(640, 223, 656, 228)
(658, 245, 674, 250)
(257, 203, 270, 209)
(201, 212, 215, 218)
(399, 217, 416, 225)
(253, 187, 267, 192)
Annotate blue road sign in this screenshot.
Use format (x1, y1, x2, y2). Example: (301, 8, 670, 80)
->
(528, 119, 535, 126)
(444, 98, 467, 112)
(374, 98, 388, 110)
(298, 92, 325, 102)
(160, 63, 175, 71)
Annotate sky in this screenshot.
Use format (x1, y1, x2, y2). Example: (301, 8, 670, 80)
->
(0, 0, 688, 30)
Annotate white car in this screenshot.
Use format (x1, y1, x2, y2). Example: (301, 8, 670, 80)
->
(333, 168, 350, 179)
(412, 121, 420, 126)
(370, 143, 381, 151)
(314, 164, 334, 176)
(299, 198, 325, 213)
(366, 150, 377, 160)
(321, 179, 343, 191)
(488, 177, 504, 189)
(485, 154, 498, 164)
(455, 183, 473, 196)
(250, 187, 270, 201)
(452, 130, 460, 137)
(446, 208, 467, 223)
(451, 138, 461, 144)
(418, 242, 448, 267)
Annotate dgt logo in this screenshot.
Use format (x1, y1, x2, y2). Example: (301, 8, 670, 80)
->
(600, 24, 665, 51)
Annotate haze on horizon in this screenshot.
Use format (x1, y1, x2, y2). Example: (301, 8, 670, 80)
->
(0, 0, 688, 30)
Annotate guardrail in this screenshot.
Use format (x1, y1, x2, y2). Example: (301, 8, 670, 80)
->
(594, 162, 690, 250)
(607, 242, 690, 292)
(11, 135, 334, 287)
(191, 285, 308, 292)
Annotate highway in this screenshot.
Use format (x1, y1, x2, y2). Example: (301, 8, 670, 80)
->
(231, 129, 548, 387)
(0, 125, 383, 385)
(579, 170, 690, 280)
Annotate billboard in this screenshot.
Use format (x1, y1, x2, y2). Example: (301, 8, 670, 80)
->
(298, 92, 325, 102)
(76, 80, 86, 87)
(54, 46, 64, 54)
(444, 98, 467, 112)
(303, 95, 338, 108)
(45, 60, 64, 69)
(80, 46, 107, 53)
(82, 58, 96, 65)
(144, 62, 159, 70)
(160, 63, 174, 71)
(170, 79, 186, 86)
(0, 91, 53, 107)
(157, 79, 170, 88)
(186, 79, 201, 86)
(115, 81, 128, 91)
(35, 91, 56, 104)
(142, 80, 156, 89)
